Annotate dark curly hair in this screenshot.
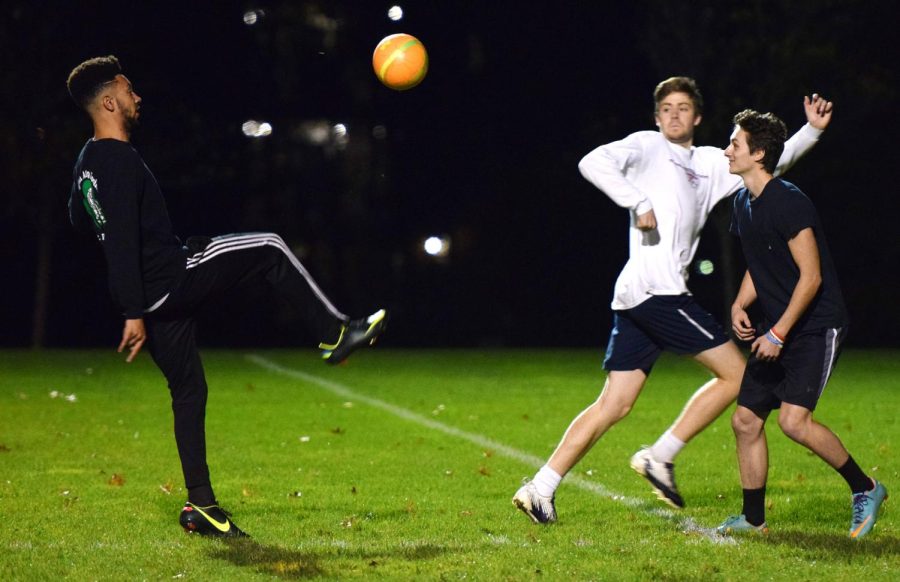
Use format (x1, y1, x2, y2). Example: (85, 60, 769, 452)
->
(733, 109, 788, 174)
(654, 76, 704, 115)
(67, 55, 122, 110)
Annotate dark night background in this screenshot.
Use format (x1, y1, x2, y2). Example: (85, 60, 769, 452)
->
(1, 0, 897, 351)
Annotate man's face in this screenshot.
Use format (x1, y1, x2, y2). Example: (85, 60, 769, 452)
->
(655, 91, 701, 145)
(724, 126, 762, 175)
(109, 74, 141, 129)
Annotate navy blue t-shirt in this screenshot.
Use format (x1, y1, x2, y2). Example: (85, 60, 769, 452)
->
(730, 178, 847, 334)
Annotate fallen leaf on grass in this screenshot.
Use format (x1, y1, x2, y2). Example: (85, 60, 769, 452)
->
(108, 474, 125, 487)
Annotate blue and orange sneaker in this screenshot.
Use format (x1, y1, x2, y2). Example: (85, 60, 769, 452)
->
(850, 479, 887, 540)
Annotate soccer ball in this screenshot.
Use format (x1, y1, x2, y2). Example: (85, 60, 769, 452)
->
(372, 33, 428, 91)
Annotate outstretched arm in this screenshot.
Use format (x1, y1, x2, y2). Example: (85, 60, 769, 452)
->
(774, 93, 834, 176)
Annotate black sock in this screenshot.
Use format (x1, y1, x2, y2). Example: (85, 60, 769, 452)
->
(742, 487, 766, 526)
(837, 456, 872, 494)
(188, 484, 216, 507)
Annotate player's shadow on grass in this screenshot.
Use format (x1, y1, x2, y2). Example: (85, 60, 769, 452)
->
(208, 538, 324, 579)
(208, 536, 449, 579)
(764, 531, 900, 558)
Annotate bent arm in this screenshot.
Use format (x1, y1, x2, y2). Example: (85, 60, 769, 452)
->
(773, 227, 822, 337)
(578, 134, 653, 215)
(731, 270, 758, 341)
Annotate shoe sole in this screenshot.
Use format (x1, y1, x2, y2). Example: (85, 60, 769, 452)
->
(719, 525, 770, 536)
(630, 457, 684, 509)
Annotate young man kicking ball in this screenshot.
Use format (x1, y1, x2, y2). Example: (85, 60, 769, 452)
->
(67, 56, 386, 537)
(717, 109, 885, 539)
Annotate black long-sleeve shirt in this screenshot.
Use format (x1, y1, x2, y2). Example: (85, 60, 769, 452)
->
(69, 138, 186, 318)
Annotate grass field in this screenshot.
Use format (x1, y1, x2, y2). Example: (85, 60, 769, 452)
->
(1, 348, 897, 580)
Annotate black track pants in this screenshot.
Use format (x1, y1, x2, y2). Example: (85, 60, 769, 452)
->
(145, 232, 348, 490)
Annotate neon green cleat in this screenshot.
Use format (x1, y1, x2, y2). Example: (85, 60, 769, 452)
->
(320, 309, 387, 365)
(179, 502, 248, 537)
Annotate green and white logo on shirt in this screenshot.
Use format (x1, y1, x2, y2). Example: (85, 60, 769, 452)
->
(78, 170, 106, 232)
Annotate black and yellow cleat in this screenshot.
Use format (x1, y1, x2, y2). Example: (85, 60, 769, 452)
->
(320, 309, 387, 365)
(179, 502, 248, 537)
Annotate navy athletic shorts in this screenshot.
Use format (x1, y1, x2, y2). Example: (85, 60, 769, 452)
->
(738, 326, 846, 414)
(603, 295, 729, 374)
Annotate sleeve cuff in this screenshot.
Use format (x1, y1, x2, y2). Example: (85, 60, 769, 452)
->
(800, 123, 824, 140)
(633, 198, 653, 215)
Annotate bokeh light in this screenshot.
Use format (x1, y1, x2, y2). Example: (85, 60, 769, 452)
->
(242, 120, 273, 138)
(424, 236, 450, 257)
(388, 6, 404, 21)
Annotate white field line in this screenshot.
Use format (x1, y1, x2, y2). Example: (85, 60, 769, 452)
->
(246, 354, 735, 545)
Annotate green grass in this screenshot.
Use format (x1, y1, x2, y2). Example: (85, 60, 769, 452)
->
(0, 348, 897, 580)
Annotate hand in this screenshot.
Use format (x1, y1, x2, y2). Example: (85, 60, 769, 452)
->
(804, 93, 833, 130)
(635, 209, 657, 231)
(750, 334, 782, 361)
(731, 307, 755, 341)
(118, 318, 146, 363)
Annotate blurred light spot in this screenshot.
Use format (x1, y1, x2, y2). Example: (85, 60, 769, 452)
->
(243, 9, 265, 25)
(424, 236, 450, 257)
(332, 123, 349, 149)
(242, 120, 273, 138)
(296, 120, 331, 145)
(697, 259, 714, 275)
(388, 5, 404, 21)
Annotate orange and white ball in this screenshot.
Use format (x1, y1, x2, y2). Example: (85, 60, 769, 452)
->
(373, 33, 428, 91)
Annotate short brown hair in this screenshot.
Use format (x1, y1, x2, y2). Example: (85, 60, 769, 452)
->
(733, 109, 787, 174)
(67, 55, 122, 110)
(654, 76, 703, 114)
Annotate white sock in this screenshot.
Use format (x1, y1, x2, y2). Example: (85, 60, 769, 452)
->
(532, 465, 562, 497)
(650, 430, 685, 464)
